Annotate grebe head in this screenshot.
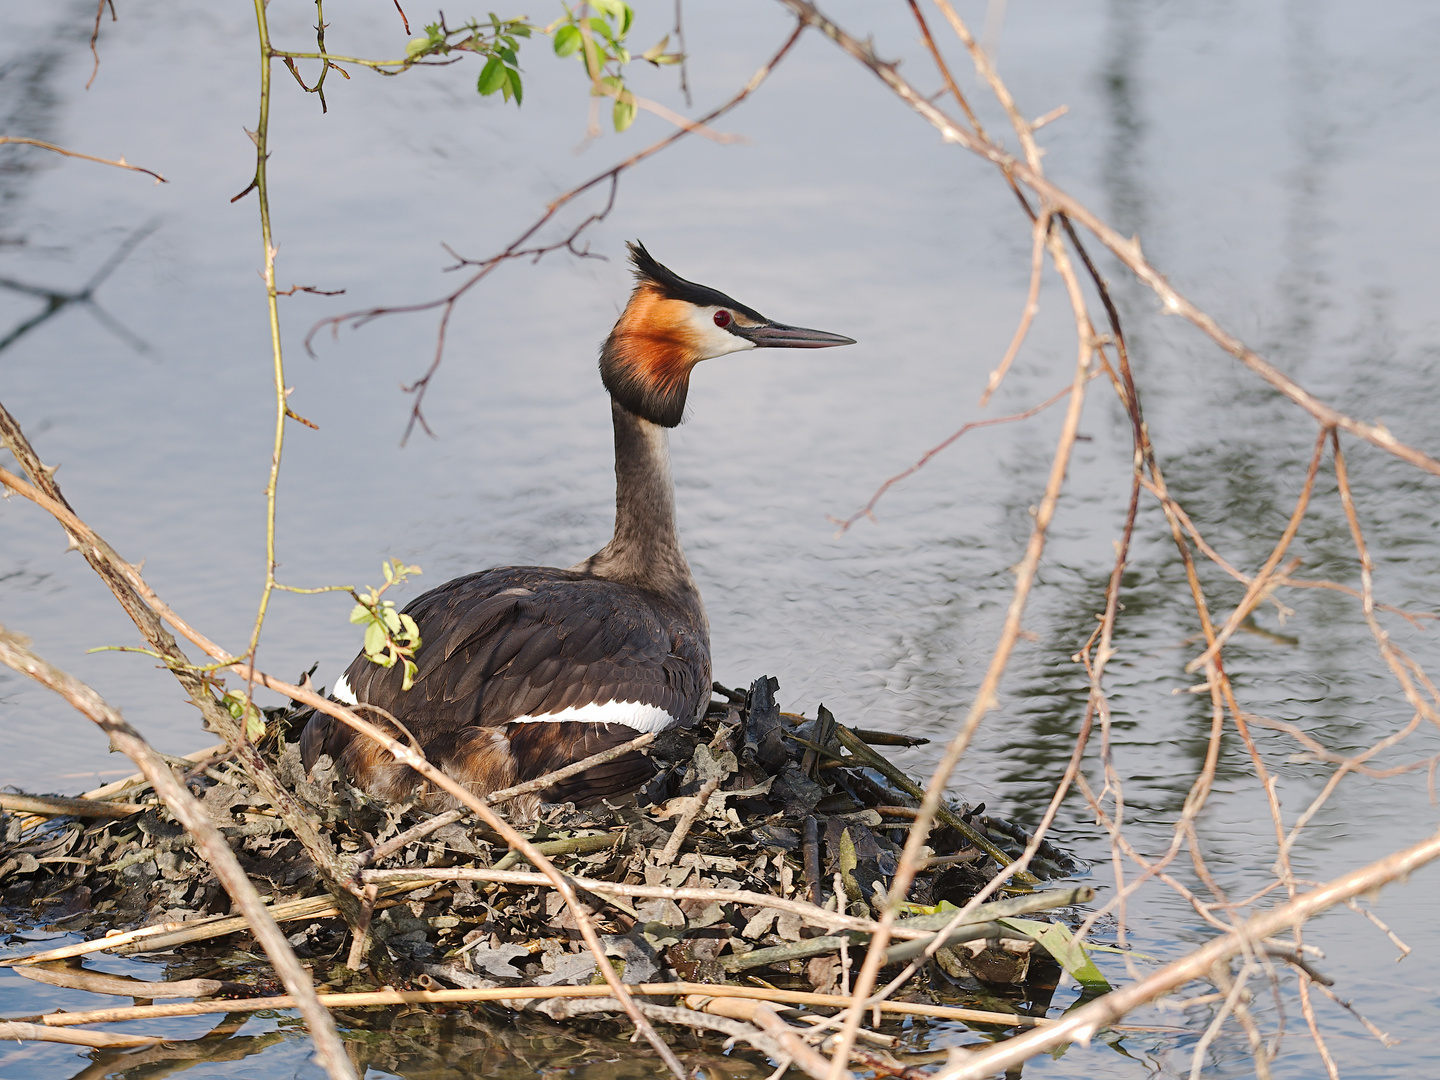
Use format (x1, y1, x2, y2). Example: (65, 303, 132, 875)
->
(600, 241, 856, 427)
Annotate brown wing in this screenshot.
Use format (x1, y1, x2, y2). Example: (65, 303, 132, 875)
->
(300, 566, 709, 790)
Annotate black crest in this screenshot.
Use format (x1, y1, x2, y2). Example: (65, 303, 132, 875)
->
(627, 242, 766, 323)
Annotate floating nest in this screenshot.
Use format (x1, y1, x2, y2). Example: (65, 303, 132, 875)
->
(1, 676, 1093, 1062)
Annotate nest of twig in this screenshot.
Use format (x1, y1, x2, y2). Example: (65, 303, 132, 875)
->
(1, 676, 1091, 1053)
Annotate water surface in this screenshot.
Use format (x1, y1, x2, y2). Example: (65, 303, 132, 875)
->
(3, 1, 1439, 1077)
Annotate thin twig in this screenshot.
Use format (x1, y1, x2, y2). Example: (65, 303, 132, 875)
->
(306, 22, 806, 442)
(0, 135, 165, 183)
(829, 376, 1092, 534)
(658, 775, 720, 864)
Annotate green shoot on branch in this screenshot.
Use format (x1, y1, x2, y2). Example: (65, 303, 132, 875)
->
(549, 2, 682, 131)
(223, 690, 268, 743)
(350, 560, 424, 690)
(406, 14, 533, 103)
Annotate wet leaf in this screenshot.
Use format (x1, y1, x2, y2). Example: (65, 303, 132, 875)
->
(999, 917, 1111, 992)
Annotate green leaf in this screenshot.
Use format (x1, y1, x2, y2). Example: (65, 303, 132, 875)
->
(998, 918, 1112, 992)
(399, 613, 421, 643)
(363, 620, 386, 658)
(348, 602, 370, 625)
(401, 658, 418, 691)
(406, 36, 431, 57)
(245, 709, 266, 742)
(553, 24, 582, 57)
(477, 56, 508, 95)
(613, 95, 636, 132)
(499, 45, 517, 65)
(509, 68, 523, 105)
(589, 0, 626, 20)
(898, 899, 960, 917)
(382, 560, 394, 583)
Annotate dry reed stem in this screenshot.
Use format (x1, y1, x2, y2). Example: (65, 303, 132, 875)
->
(657, 775, 721, 865)
(0, 792, 147, 818)
(34, 981, 1051, 1030)
(695, 997, 835, 1080)
(0, 631, 356, 1080)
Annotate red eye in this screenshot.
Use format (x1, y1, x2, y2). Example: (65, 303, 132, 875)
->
(713, 310, 732, 327)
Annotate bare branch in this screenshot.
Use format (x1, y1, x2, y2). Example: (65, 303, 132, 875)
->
(0, 135, 165, 183)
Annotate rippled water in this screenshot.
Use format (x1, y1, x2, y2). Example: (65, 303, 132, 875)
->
(3, 1, 1440, 1077)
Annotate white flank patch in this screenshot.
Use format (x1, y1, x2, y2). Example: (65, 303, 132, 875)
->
(509, 700, 676, 733)
(332, 673, 358, 706)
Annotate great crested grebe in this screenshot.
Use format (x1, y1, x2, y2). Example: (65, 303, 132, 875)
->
(300, 243, 854, 807)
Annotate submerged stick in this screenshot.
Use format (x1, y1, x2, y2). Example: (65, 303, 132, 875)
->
(35, 980, 1052, 1029)
(13, 967, 230, 999)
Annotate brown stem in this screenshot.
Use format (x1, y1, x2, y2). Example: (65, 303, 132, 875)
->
(0, 135, 164, 182)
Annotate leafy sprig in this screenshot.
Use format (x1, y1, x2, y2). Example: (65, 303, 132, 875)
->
(549, 1, 682, 131)
(405, 14, 533, 104)
(349, 559, 424, 690)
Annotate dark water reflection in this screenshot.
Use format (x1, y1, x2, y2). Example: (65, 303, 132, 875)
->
(5, 1, 1440, 1077)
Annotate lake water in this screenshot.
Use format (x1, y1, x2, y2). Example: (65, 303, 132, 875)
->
(3, 1, 1439, 1077)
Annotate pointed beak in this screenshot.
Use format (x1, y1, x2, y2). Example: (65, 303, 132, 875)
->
(736, 321, 857, 349)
